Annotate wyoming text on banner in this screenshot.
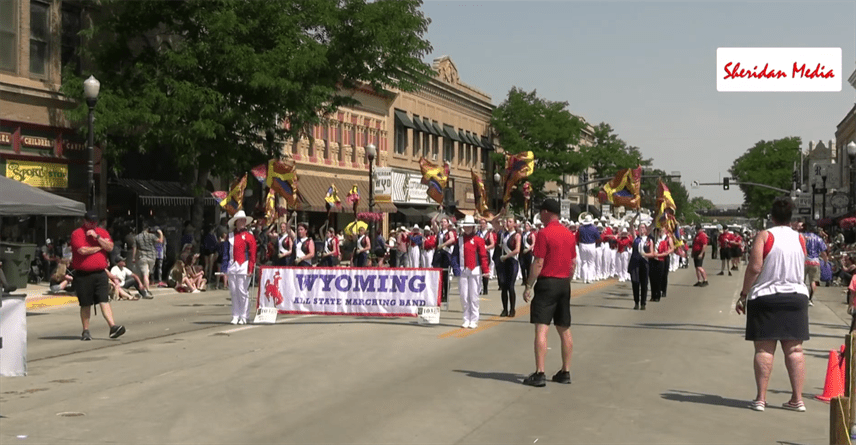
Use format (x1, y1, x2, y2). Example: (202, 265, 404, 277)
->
(257, 266, 442, 317)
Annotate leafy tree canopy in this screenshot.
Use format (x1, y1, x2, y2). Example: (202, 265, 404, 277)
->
(730, 137, 801, 219)
(490, 87, 586, 206)
(581, 122, 653, 180)
(63, 0, 434, 182)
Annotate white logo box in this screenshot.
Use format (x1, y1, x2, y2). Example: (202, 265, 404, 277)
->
(717, 47, 841, 92)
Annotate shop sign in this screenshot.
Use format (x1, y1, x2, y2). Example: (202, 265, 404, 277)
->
(21, 135, 53, 150)
(0, 132, 11, 146)
(5, 160, 68, 188)
(63, 140, 86, 151)
(391, 169, 433, 205)
(373, 167, 392, 203)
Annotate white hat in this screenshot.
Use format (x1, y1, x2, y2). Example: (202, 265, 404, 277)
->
(228, 210, 253, 230)
(398, 226, 409, 232)
(45, 238, 52, 244)
(424, 225, 431, 231)
(581, 214, 594, 225)
(458, 215, 478, 227)
(412, 225, 421, 232)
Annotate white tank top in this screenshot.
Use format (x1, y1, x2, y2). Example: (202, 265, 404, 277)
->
(749, 225, 809, 300)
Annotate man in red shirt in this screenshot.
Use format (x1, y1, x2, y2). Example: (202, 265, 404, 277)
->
(691, 225, 709, 287)
(522, 199, 577, 387)
(70, 211, 126, 340)
(717, 226, 733, 276)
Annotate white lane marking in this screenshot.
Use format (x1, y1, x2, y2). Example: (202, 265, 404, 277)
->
(216, 315, 317, 335)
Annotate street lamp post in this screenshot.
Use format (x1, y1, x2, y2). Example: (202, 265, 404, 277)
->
(848, 141, 856, 214)
(494, 172, 501, 213)
(83, 75, 100, 211)
(366, 143, 377, 260)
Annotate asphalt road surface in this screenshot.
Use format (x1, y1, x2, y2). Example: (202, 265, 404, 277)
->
(1, 260, 853, 444)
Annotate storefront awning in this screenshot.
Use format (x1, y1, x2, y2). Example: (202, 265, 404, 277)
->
(394, 110, 415, 130)
(113, 179, 220, 206)
(412, 117, 429, 134)
(297, 175, 397, 214)
(395, 205, 434, 218)
(432, 121, 445, 138)
(423, 118, 441, 137)
(443, 125, 462, 142)
(481, 136, 493, 150)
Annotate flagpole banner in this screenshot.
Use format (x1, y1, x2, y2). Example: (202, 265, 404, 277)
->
(257, 267, 442, 317)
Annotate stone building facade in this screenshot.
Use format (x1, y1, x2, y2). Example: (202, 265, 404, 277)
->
(0, 0, 102, 210)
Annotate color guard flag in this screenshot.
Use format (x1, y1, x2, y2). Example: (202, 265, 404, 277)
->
(501, 151, 535, 205)
(250, 163, 267, 184)
(266, 159, 298, 208)
(264, 189, 277, 221)
(599, 166, 642, 209)
(654, 179, 681, 245)
(220, 174, 247, 217)
(325, 183, 342, 211)
(419, 157, 448, 204)
(471, 169, 489, 217)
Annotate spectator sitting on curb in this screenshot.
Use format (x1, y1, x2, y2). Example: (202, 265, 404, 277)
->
(105, 268, 139, 301)
(110, 257, 150, 299)
(185, 253, 207, 291)
(49, 259, 74, 293)
(170, 260, 200, 293)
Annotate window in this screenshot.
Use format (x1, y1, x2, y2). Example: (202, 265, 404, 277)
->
(394, 121, 406, 155)
(337, 125, 344, 162)
(411, 115, 420, 156)
(432, 134, 439, 161)
(481, 147, 488, 171)
(29, 0, 49, 76)
(422, 132, 429, 158)
(458, 138, 465, 165)
(444, 138, 452, 163)
(61, 4, 81, 75)
(322, 124, 329, 159)
(307, 126, 315, 158)
(466, 144, 472, 166)
(0, 0, 17, 72)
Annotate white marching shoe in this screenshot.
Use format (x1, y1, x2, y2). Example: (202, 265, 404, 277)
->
(230, 316, 239, 325)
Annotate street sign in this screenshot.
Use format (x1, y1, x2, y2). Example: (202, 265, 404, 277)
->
(793, 192, 811, 215)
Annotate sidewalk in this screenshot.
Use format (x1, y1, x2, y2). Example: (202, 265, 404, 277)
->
(18, 281, 180, 310)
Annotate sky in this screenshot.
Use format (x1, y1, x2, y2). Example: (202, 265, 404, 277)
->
(418, 0, 856, 206)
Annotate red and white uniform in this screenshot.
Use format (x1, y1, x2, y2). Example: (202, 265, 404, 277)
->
(227, 228, 257, 322)
(458, 232, 489, 327)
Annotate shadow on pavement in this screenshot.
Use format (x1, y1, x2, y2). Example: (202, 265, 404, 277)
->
(571, 304, 633, 311)
(25, 312, 50, 316)
(573, 322, 744, 336)
(660, 389, 749, 410)
(38, 336, 88, 341)
(453, 369, 522, 384)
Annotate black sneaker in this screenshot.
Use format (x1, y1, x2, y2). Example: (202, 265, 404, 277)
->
(552, 370, 571, 384)
(717, 271, 724, 276)
(81, 330, 91, 341)
(633, 303, 639, 310)
(499, 309, 508, 317)
(509, 309, 516, 318)
(141, 290, 154, 299)
(693, 282, 702, 287)
(522, 372, 546, 387)
(701, 281, 709, 287)
(109, 325, 126, 339)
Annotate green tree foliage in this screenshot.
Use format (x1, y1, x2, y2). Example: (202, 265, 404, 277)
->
(62, 0, 433, 227)
(729, 137, 801, 218)
(581, 123, 653, 180)
(491, 87, 586, 208)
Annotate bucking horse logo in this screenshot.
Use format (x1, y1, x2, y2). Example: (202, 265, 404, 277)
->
(263, 272, 283, 307)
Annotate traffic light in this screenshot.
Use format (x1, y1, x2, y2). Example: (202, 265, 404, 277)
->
(723, 177, 730, 190)
(792, 170, 799, 184)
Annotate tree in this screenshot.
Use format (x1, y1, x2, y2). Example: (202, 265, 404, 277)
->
(62, 0, 434, 232)
(491, 87, 586, 209)
(730, 137, 801, 219)
(580, 123, 653, 181)
(684, 196, 716, 225)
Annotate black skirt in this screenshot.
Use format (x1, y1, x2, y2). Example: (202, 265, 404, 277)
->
(745, 293, 809, 341)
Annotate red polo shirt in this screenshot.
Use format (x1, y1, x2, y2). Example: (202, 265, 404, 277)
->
(70, 226, 112, 272)
(532, 220, 576, 279)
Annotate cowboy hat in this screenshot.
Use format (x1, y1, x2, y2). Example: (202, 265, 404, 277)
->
(412, 225, 421, 232)
(228, 210, 253, 230)
(424, 225, 431, 231)
(580, 214, 594, 225)
(458, 215, 478, 227)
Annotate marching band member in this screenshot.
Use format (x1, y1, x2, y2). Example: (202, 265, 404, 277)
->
(616, 225, 633, 282)
(520, 221, 536, 290)
(318, 227, 340, 267)
(408, 225, 423, 268)
(226, 210, 257, 325)
(456, 215, 489, 328)
(477, 218, 496, 295)
(288, 222, 315, 267)
(577, 214, 598, 284)
(353, 225, 371, 267)
(422, 225, 435, 270)
(497, 217, 521, 317)
(432, 215, 457, 307)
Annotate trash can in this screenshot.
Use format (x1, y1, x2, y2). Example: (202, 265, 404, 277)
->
(0, 242, 36, 290)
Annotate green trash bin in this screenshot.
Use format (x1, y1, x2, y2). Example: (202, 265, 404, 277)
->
(0, 242, 36, 290)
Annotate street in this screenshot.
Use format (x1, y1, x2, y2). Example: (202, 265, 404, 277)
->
(1, 259, 853, 444)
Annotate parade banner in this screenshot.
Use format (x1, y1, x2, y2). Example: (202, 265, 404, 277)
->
(257, 266, 442, 317)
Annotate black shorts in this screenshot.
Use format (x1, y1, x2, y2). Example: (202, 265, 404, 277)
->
(693, 256, 704, 268)
(530, 277, 572, 327)
(731, 247, 742, 258)
(75, 270, 110, 307)
(719, 247, 731, 260)
(745, 293, 809, 341)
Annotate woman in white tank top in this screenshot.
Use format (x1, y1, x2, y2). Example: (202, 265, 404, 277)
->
(737, 196, 809, 413)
